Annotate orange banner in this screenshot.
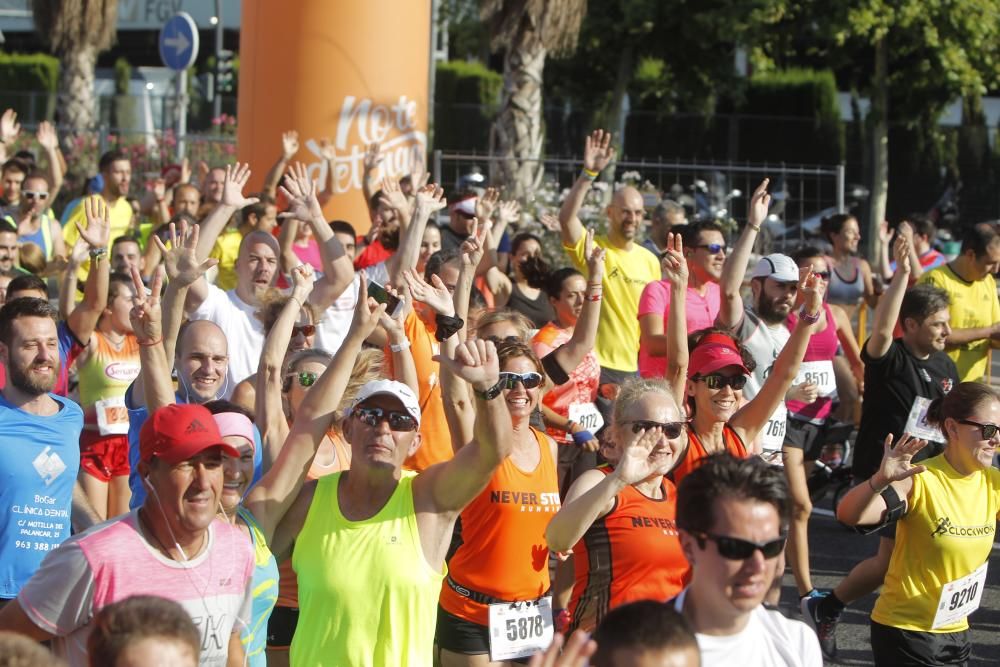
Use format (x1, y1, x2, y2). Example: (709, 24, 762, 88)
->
(237, 0, 431, 232)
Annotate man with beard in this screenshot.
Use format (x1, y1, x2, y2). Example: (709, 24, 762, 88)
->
(0, 403, 254, 667)
(0, 297, 90, 603)
(638, 220, 725, 378)
(0, 220, 20, 274)
(558, 130, 661, 419)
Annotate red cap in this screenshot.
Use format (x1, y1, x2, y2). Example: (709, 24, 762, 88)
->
(139, 404, 239, 464)
(689, 333, 749, 378)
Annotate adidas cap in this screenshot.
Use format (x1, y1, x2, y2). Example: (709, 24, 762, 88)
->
(139, 404, 239, 464)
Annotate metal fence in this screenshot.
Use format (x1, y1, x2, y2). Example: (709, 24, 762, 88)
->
(432, 150, 845, 251)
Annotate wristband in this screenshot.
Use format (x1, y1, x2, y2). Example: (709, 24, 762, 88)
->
(138, 336, 163, 347)
(390, 339, 411, 353)
(572, 430, 595, 446)
(474, 378, 505, 401)
(565, 419, 577, 432)
(748, 222, 761, 232)
(581, 167, 599, 180)
(586, 294, 602, 302)
(799, 307, 820, 324)
(89, 247, 108, 260)
(868, 475, 888, 494)
(434, 313, 464, 341)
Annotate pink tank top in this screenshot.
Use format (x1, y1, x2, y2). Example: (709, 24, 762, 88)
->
(785, 303, 839, 423)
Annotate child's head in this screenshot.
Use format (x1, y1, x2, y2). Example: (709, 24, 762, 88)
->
(591, 600, 700, 667)
(87, 595, 200, 667)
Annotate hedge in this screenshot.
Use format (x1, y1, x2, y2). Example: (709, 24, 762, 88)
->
(433, 60, 502, 151)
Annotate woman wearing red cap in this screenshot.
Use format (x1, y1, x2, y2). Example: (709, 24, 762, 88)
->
(661, 233, 825, 485)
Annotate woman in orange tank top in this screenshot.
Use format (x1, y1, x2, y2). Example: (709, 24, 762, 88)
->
(656, 234, 825, 486)
(436, 341, 561, 665)
(545, 377, 691, 633)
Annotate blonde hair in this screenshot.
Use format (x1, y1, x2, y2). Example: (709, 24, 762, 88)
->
(473, 308, 532, 340)
(611, 377, 678, 426)
(18, 241, 46, 274)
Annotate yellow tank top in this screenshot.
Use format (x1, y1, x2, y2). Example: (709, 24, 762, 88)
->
(290, 471, 444, 666)
(872, 454, 1000, 632)
(77, 331, 140, 412)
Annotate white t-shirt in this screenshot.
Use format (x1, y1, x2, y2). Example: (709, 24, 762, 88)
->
(189, 285, 265, 397)
(673, 591, 822, 667)
(314, 273, 360, 354)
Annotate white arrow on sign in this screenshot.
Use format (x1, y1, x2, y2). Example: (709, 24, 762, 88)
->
(164, 30, 190, 56)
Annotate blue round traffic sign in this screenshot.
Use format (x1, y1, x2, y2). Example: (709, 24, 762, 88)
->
(159, 12, 200, 71)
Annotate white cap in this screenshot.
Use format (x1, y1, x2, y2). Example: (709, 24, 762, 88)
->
(349, 380, 421, 427)
(450, 196, 477, 216)
(751, 254, 799, 283)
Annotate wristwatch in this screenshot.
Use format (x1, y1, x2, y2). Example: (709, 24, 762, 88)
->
(474, 378, 505, 401)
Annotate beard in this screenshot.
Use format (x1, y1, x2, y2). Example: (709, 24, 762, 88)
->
(9, 358, 59, 395)
(757, 294, 792, 324)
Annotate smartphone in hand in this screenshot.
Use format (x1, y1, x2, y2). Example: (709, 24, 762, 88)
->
(367, 280, 401, 317)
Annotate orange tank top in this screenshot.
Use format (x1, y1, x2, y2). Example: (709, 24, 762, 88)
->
(568, 466, 689, 632)
(275, 430, 352, 610)
(671, 424, 748, 487)
(439, 428, 560, 626)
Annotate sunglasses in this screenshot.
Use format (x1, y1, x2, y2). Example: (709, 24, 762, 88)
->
(288, 371, 318, 388)
(622, 420, 686, 439)
(695, 532, 787, 560)
(958, 419, 999, 440)
(812, 270, 831, 281)
(22, 191, 48, 200)
(292, 323, 316, 337)
(498, 371, 543, 390)
(693, 243, 726, 254)
(353, 406, 418, 432)
(695, 374, 748, 390)
(486, 335, 521, 346)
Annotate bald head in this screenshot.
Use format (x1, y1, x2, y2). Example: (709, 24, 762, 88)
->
(177, 319, 229, 403)
(607, 186, 645, 247)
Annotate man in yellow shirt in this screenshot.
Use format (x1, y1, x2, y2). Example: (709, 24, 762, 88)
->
(557, 129, 660, 417)
(918, 222, 1000, 382)
(63, 150, 133, 280)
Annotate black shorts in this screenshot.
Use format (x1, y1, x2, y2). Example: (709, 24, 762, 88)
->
(784, 418, 825, 461)
(870, 620, 970, 666)
(266, 605, 299, 649)
(435, 606, 531, 663)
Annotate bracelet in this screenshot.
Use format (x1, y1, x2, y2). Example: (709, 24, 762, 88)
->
(581, 167, 599, 180)
(799, 307, 820, 324)
(138, 336, 163, 347)
(89, 247, 108, 260)
(748, 222, 761, 232)
(868, 476, 887, 494)
(288, 295, 304, 309)
(585, 294, 602, 302)
(390, 339, 411, 353)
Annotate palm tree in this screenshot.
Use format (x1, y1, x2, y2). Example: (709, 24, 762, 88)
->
(32, 0, 119, 134)
(482, 0, 586, 199)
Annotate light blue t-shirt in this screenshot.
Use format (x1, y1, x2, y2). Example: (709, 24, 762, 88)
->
(0, 393, 83, 598)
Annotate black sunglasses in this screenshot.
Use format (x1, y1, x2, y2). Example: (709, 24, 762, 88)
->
(958, 419, 999, 440)
(292, 323, 316, 337)
(622, 420, 686, 439)
(693, 243, 726, 254)
(695, 374, 748, 391)
(22, 190, 48, 200)
(499, 371, 543, 390)
(695, 532, 787, 560)
(287, 371, 319, 388)
(354, 406, 418, 432)
(486, 335, 521, 346)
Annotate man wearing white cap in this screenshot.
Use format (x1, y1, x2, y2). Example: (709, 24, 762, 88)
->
(289, 338, 514, 667)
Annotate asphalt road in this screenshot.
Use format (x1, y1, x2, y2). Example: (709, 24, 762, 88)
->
(775, 494, 1000, 666)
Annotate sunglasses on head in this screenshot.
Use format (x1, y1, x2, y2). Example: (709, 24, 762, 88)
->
(695, 374, 748, 390)
(353, 406, 418, 432)
(958, 419, 999, 440)
(695, 532, 787, 560)
(288, 371, 318, 388)
(292, 323, 316, 337)
(498, 371, 543, 390)
(693, 243, 726, 254)
(622, 420, 686, 438)
(22, 191, 48, 200)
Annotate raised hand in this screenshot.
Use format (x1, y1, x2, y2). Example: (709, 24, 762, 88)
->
(798, 269, 824, 319)
(748, 178, 771, 228)
(281, 130, 300, 160)
(873, 433, 928, 488)
(221, 162, 260, 208)
(151, 177, 166, 202)
(409, 150, 429, 189)
(402, 268, 454, 316)
(434, 338, 500, 392)
(497, 199, 521, 226)
(153, 220, 218, 287)
(128, 266, 164, 345)
(289, 262, 317, 301)
(363, 142, 383, 174)
(379, 176, 409, 214)
(35, 121, 58, 151)
(660, 231, 686, 288)
(378, 282, 411, 340)
(613, 425, 676, 485)
(180, 157, 191, 184)
(414, 183, 447, 212)
(476, 187, 500, 222)
(1, 109, 20, 145)
(877, 220, 893, 245)
(318, 137, 337, 162)
(584, 227, 606, 284)
(527, 630, 597, 667)
(278, 162, 322, 222)
(68, 237, 90, 267)
(460, 218, 488, 269)
(538, 213, 561, 233)
(350, 276, 387, 341)
(893, 233, 911, 275)
(78, 197, 111, 249)
(583, 129, 615, 173)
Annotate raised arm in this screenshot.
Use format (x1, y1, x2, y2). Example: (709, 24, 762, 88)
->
(866, 234, 911, 360)
(729, 270, 823, 443)
(58, 237, 89, 320)
(316, 138, 337, 206)
(558, 130, 615, 247)
(386, 183, 446, 286)
(717, 178, 769, 328)
(661, 233, 689, 407)
(246, 279, 385, 542)
(255, 264, 316, 468)
(838, 433, 924, 527)
(361, 142, 383, 215)
(550, 228, 605, 374)
(65, 197, 111, 347)
(128, 267, 174, 411)
(262, 131, 299, 201)
(378, 283, 419, 399)
(36, 121, 64, 204)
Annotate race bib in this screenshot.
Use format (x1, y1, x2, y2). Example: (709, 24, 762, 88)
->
(488, 597, 554, 662)
(932, 562, 987, 629)
(795, 360, 837, 398)
(95, 396, 129, 436)
(760, 402, 787, 455)
(904, 396, 945, 443)
(568, 402, 604, 433)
